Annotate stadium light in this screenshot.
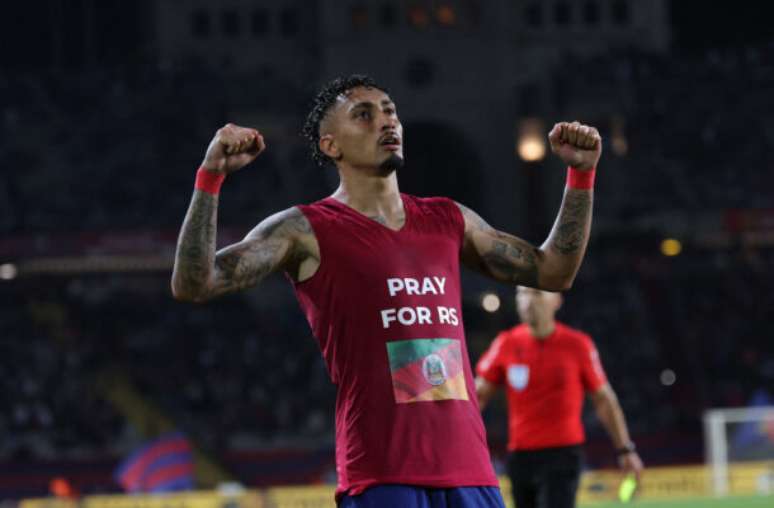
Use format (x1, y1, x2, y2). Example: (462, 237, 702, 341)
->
(518, 136, 546, 162)
(516, 118, 546, 162)
(660, 238, 682, 257)
(481, 292, 501, 313)
(0, 263, 17, 280)
(660, 369, 676, 386)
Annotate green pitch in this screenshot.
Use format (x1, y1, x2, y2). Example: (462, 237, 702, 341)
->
(580, 495, 773, 508)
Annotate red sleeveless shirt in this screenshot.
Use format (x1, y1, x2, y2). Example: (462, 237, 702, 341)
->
(293, 194, 498, 498)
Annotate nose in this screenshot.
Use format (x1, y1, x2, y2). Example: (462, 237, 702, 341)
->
(380, 113, 398, 131)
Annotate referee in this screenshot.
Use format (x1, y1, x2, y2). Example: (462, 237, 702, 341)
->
(475, 286, 643, 508)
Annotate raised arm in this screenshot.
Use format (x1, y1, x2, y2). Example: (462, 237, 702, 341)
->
(458, 121, 601, 291)
(172, 205, 314, 302)
(171, 123, 317, 303)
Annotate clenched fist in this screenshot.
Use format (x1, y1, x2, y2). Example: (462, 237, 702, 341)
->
(548, 121, 602, 171)
(201, 123, 266, 174)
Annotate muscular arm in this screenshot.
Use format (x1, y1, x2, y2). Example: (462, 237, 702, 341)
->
(457, 121, 598, 291)
(170, 123, 319, 302)
(171, 190, 314, 302)
(457, 188, 592, 291)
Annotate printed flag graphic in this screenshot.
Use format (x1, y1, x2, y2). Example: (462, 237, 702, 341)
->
(114, 432, 195, 493)
(386, 338, 468, 403)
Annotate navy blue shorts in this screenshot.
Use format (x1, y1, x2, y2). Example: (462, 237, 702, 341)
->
(339, 485, 506, 508)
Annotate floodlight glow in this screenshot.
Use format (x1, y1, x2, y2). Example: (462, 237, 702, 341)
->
(0, 263, 17, 280)
(518, 135, 546, 162)
(661, 238, 682, 257)
(481, 293, 501, 313)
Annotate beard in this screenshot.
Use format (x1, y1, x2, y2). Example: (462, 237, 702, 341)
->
(378, 153, 405, 174)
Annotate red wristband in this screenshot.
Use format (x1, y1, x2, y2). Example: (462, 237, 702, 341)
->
(566, 166, 596, 189)
(194, 167, 225, 195)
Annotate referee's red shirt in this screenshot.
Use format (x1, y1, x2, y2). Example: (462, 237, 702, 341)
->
(476, 322, 607, 451)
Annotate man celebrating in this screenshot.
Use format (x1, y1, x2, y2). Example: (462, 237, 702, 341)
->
(172, 75, 602, 507)
(476, 286, 644, 508)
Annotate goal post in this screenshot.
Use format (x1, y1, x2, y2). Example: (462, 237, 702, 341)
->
(703, 406, 774, 496)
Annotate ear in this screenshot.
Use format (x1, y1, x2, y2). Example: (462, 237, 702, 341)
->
(319, 134, 341, 161)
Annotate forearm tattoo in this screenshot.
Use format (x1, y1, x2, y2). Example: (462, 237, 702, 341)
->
(173, 190, 218, 297)
(550, 189, 592, 255)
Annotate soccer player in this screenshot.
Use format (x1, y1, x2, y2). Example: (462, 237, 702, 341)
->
(172, 75, 602, 508)
(475, 286, 644, 508)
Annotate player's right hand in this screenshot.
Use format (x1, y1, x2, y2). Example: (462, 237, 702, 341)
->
(201, 123, 266, 174)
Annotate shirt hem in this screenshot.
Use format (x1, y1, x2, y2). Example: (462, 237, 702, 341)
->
(336, 474, 500, 501)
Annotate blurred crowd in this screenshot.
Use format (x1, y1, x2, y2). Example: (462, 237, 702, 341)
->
(3, 42, 772, 235)
(2, 41, 773, 486)
(0, 67, 326, 234)
(2, 277, 334, 461)
(560, 42, 774, 218)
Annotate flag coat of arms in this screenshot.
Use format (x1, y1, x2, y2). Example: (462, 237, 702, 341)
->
(386, 338, 469, 403)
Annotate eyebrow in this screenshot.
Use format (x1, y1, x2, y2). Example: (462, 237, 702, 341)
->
(349, 99, 395, 111)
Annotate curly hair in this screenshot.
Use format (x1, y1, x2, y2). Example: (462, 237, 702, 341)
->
(302, 74, 388, 167)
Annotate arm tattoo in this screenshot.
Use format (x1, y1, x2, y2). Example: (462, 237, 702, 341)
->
(287, 214, 313, 234)
(173, 190, 218, 298)
(172, 193, 308, 300)
(458, 203, 539, 287)
(481, 237, 539, 287)
(549, 189, 592, 255)
(213, 240, 282, 293)
(456, 187, 592, 290)
(211, 212, 312, 292)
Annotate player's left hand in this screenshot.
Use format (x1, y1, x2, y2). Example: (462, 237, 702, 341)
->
(548, 121, 602, 171)
(619, 451, 644, 481)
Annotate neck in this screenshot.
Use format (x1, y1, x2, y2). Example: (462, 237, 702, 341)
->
(332, 165, 402, 214)
(528, 320, 555, 339)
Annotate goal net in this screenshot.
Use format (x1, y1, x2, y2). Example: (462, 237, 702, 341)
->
(703, 406, 774, 496)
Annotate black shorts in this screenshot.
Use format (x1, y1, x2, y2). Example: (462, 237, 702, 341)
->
(506, 445, 583, 508)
